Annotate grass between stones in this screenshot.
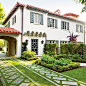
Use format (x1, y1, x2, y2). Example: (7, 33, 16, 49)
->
(6, 60, 56, 86)
(0, 79, 3, 86)
(61, 67, 86, 83)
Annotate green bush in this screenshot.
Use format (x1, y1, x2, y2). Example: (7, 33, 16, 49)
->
(35, 60, 80, 72)
(54, 54, 67, 59)
(21, 50, 36, 60)
(54, 58, 72, 66)
(73, 54, 80, 59)
(48, 57, 55, 64)
(61, 43, 78, 54)
(41, 54, 55, 64)
(43, 43, 57, 56)
(22, 42, 28, 52)
(77, 43, 86, 55)
(41, 54, 50, 63)
(28, 57, 38, 60)
(61, 43, 86, 56)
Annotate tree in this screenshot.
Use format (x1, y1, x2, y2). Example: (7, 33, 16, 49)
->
(74, 0, 86, 12)
(0, 3, 5, 24)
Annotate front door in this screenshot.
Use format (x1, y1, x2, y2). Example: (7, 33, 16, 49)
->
(31, 39, 38, 55)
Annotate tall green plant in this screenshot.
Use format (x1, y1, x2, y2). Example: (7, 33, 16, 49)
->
(22, 42, 28, 52)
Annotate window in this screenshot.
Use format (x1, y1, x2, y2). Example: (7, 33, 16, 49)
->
(48, 18, 57, 28)
(12, 15, 16, 25)
(76, 24, 83, 33)
(30, 12, 43, 25)
(7, 21, 10, 27)
(61, 21, 69, 30)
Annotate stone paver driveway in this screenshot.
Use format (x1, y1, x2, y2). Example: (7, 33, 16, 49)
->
(0, 58, 86, 86)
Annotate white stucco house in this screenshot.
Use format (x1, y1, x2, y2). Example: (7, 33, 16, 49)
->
(0, 2, 85, 57)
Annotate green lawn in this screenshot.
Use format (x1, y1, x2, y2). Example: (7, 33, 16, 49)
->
(62, 67, 86, 83)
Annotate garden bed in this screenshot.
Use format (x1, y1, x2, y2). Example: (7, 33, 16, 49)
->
(35, 54, 80, 72)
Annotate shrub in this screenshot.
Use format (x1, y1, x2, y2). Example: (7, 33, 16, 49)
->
(41, 54, 55, 64)
(22, 42, 28, 52)
(77, 43, 86, 55)
(43, 43, 57, 56)
(73, 54, 80, 59)
(54, 58, 72, 66)
(61, 43, 78, 54)
(21, 50, 36, 60)
(46, 64, 53, 69)
(41, 54, 50, 63)
(54, 54, 68, 59)
(28, 57, 38, 60)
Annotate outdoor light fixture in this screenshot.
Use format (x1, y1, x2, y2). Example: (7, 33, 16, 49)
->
(41, 40, 44, 44)
(26, 40, 28, 43)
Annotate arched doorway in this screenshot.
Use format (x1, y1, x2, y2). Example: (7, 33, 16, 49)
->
(0, 36, 17, 57)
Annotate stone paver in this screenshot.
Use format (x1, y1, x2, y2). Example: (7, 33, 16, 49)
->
(1, 58, 86, 86)
(0, 60, 37, 86)
(11, 58, 86, 86)
(80, 63, 86, 67)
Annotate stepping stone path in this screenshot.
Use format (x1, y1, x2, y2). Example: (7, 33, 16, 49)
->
(11, 58, 86, 86)
(0, 60, 37, 86)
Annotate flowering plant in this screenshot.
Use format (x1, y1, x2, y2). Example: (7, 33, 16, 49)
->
(67, 33, 78, 43)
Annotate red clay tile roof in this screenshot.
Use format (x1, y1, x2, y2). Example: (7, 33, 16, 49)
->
(0, 27, 21, 34)
(63, 13, 79, 18)
(3, 2, 85, 24)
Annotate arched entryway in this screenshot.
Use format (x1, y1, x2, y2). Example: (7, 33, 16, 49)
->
(0, 36, 17, 57)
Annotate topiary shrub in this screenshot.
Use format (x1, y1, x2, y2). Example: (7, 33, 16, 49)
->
(77, 43, 86, 55)
(61, 43, 78, 54)
(43, 43, 57, 56)
(22, 42, 28, 52)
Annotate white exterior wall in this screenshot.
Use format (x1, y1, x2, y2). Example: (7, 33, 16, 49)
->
(23, 8, 84, 44)
(3, 6, 85, 56)
(4, 7, 22, 32)
(23, 8, 47, 34)
(0, 33, 21, 57)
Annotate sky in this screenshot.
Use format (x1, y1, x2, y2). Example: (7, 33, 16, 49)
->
(0, 0, 86, 22)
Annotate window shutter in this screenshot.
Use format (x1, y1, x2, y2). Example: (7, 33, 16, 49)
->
(76, 24, 78, 32)
(80, 25, 83, 32)
(15, 15, 16, 23)
(48, 18, 50, 27)
(61, 21, 63, 29)
(40, 14, 43, 25)
(12, 18, 13, 25)
(55, 19, 57, 28)
(67, 22, 69, 30)
(30, 12, 34, 23)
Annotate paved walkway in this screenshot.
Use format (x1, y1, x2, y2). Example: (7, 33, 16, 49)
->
(0, 57, 86, 86)
(0, 52, 8, 57)
(80, 63, 86, 67)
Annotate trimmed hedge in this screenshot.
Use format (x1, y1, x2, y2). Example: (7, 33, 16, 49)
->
(61, 43, 79, 54)
(61, 43, 86, 55)
(35, 60, 80, 72)
(43, 43, 57, 56)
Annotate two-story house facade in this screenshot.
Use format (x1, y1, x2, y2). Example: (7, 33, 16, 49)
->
(1, 2, 85, 57)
